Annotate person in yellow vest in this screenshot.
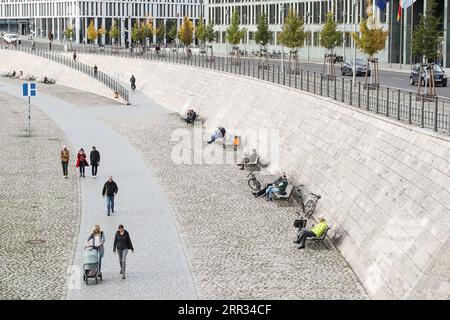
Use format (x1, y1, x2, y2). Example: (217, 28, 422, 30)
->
(294, 217, 328, 249)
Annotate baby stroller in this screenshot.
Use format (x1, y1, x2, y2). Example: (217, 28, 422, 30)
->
(83, 246, 102, 284)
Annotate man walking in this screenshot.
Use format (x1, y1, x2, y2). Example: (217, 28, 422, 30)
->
(93, 65, 98, 77)
(90, 146, 100, 178)
(61, 145, 70, 178)
(102, 176, 118, 216)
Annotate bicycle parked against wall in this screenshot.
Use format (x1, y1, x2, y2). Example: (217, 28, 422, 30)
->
(296, 185, 321, 218)
(247, 170, 261, 191)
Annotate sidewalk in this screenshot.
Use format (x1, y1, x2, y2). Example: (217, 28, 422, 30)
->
(0, 81, 197, 299)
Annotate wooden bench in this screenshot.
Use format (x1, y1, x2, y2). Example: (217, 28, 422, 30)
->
(272, 184, 294, 200)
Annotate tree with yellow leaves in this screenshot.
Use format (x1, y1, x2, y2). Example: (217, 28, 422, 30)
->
(178, 16, 194, 49)
(87, 20, 98, 43)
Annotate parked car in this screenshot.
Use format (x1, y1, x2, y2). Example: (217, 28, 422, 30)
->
(341, 58, 371, 76)
(3, 33, 21, 44)
(410, 63, 447, 87)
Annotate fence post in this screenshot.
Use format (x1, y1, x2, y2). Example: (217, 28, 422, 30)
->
(283, 66, 286, 85)
(366, 85, 370, 110)
(289, 68, 291, 87)
(334, 77, 337, 100)
(408, 92, 412, 124)
(313, 72, 316, 94)
(358, 82, 361, 108)
(326, 75, 330, 97)
(278, 66, 280, 84)
(257, 63, 260, 79)
(386, 87, 390, 117)
(421, 97, 425, 127)
(272, 64, 275, 82)
(341, 78, 344, 102)
(301, 70, 303, 90)
(295, 70, 298, 88)
(320, 74, 323, 95)
(434, 97, 439, 131)
(397, 90, 401, 120)
(349, 80, 353, 105)
(375, 87, 379, 113)
(307, 71, 310, 92)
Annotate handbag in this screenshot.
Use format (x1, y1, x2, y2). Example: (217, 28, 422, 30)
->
(293, 218, 307, 229)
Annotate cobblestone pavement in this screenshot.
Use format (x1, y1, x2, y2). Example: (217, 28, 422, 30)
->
(0, 85, 80, 299)
(104, 113, 369, 299)
(0, 80, 197, 299)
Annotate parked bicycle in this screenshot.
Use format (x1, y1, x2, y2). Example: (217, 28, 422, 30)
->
(296, 185, 321, 218)
(247, 170, 261, 191)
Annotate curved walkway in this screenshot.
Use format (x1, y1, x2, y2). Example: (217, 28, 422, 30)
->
(0, 81, 197, 299)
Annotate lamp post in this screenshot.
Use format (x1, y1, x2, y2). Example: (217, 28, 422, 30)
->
(280, 4, 285, 69)
(352, 0, 358, 86)
(306, 12, 311, 62)
(176, 12, 180, 51)
(225, 7, 229, 56)
(342, 10, 346, 60)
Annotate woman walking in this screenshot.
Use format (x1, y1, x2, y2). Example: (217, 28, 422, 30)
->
(113, 224, 134, 279)
(76, 148, 89, 177)
(85, 225, 105, 276)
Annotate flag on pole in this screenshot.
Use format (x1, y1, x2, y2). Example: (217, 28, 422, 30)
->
(375, 0, 390, 11)
(401, 0, 417, 9)
(397, 1, 417, 22)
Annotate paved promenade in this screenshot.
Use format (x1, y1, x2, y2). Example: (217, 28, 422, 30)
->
(0, 80, 197, 299)
(0, 78, 367, 299)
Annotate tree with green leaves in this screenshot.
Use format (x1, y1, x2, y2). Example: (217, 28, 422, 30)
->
(109, 20, 120, 47)
(255, 13, 270, 64)
(226, 11, 246, 60)
(412, 0, 441, 63)
(320, 12, 342, 76)
(131, 21, 144, 45)
(204, 21, 216, 59)
(64, 25, 73, 42)
(279, 9, 306, 70)
(196, 17, 207, 49)
(142, 18, 155, 48)
(167, 22, 177, 45)
(155, 24, 165, 44)
(178, 16, 194, 47)
(352, 2, 388, 86)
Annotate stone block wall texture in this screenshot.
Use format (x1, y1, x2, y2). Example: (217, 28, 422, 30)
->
(5, 51, 450, 299)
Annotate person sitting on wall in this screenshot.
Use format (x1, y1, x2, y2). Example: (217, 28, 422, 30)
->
(43, 76, 49, 84)
(238, 149, 258, 170)
(294, 217, 328, 249)
(186, 109, 197, 125)
(207, 127, 226, 144)
(155, 43, 161, 55)
(264, 174, 288, 201)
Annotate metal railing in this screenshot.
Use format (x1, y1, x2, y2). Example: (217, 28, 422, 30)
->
(2, 44, 130, 104)
(6, 42, 450, 135)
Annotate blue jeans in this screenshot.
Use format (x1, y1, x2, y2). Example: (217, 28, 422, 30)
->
(106, 195, 115, 214)
(266, 186, 280, 199)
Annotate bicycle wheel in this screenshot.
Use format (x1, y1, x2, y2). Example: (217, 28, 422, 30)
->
(304, 200, 316, 218)
(248, 178, 261, 191)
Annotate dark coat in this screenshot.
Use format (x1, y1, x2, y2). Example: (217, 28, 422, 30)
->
(102, 180, 118, 196)
(90, 150, 100, 166)
(113, 230, 134, 251)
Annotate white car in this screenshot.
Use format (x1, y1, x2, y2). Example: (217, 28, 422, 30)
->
(3, 33, 21, 44)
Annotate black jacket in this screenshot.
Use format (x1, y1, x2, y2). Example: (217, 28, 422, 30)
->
(220, 127, 226, 137)
(102, 180, 118, 196)
(113, 230, 134, 251)
(90, 150, 100, 165)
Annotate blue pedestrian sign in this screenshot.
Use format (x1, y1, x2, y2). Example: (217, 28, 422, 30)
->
(23, 82, 37, 97)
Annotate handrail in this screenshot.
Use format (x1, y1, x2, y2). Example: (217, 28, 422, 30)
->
(2, 44, 130, 104)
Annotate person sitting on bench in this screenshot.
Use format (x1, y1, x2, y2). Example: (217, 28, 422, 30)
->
(264, 175, 288, 201)
(252, 173, 286, 198)
(207, 127, 226, 144)
(238, 149, 258, 170)
(294, 217, 328, 249)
